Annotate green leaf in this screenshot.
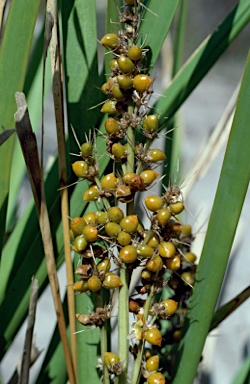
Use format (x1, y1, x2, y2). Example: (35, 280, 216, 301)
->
(0, 0, 40, 255)
(172, 51, 250, 384)
(231, 356, 250, 384)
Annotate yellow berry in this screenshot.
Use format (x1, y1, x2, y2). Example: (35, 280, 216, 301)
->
(145, 355, 159, 372)
(146, 255, 163, 272)
(148, 372, 166, 384)
(161, 299, 178, 316)
(74, 235, 88, 252)
(103, 272, 123, 289)
(137, 245, 154, 258)
(158, 242, 176, 258)
(165, 255, 181, 271)
(128, 45, 142, 61)
(96, 211, 108, 224)
(83, 212, 96, 225)
(140, 169, 158, 185)
(169, 201, 184, 214)
(120, 215, 138, 233)
(148, 149, 166, 162)
(101, 33, 119, 49)
(104, 352, 120, 366)
(117, 231, 131, 246)
(144, 195, 163, 212)
(97, 258, 111, 272)
(105, 222, 121, 237)
(73, 279, 89, 292)
(83, 185, 99, 201)
(101, 173, 117, 190)
(181, 271, 195, 286)
(109, 59, 119, 70)
(144, 328, 162, 346)
(87, 275, 102, 292)
(112, 143, 126, 160)
(80, 142, 93, 157)
(100, 100, 117, 114)
(147, 233, 160, 248)
(108, 206, 124, 223)
(157, 208, 171, 226)
(117, 74, 133, 90)
(72, 161, 89, 178)
(119, 245, 137, 263)
(181, 224, 192, 237)
(133, 74, 152, 92)
(111, 84, 125, 100)
(105, 117, 119, 134)
(117, 55, 135, 73)
(141, 268, 152, 280)
(82, 225, 98, 243)
(184, 252, 197, 263)
(70, 217, 86, 236)
(143, 115, 158, 132)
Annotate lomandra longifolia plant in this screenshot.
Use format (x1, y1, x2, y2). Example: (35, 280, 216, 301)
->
(70, 1, 197, 383)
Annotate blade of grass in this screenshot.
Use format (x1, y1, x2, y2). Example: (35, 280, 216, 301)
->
(231, 356, 250, 384)
(172, 51, 250, 384)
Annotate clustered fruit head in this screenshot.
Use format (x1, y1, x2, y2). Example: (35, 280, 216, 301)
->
(69, 1, 198, 382)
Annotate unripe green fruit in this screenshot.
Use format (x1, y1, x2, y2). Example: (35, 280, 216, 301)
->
(87, 275, 102, 292)
(148, 149, 166, 162)
(105, 222, 121, 237)
(119, 245, 137, 263)
(144, 328, 162, 346)
(184, 252, 197, 263)
(74, 235, 88, 252)
(144, 195, 163, 212)
(165, 255, 181, 271)
(82, 225, 98, 242)
(128, 45, 142, 61)
(96, 211, 108, 224)
(118, 55, 135, 73)
(161, 299, 178, 316)
(145, 355, 159, 372)
(137, 245, 154, 258)
(103, 272, 123, 289)
(70, 217, 86, 236)
(73, 279, 89, 292)
(133, 74, 152, 92)
(100, 100, 117, 114)
(83, 212, 96, 225)
(158, 241, 176, 258)
(81, 142, 93, 157)
(105, 117, 119, 134)
(112, 143, 126, 160)
(146, 255, 163, 272)
(83, 185, 99, 201)
(140, 169, 158, 185)
(143, 115, 158, 132)
(101, 33, 119, 49)
(111, 84, 125, 100)
(148, 372, 166, 384)
(157, 208, 171, 226)
(101, 173, 117, 190)
(117, 75, 133, 90)
(104, 352, 120, 366)
(120, 215, 139, 233)
(169, 201, 185, 214)
(117, 231, 131, 246)
(72, 161, 89, 178)
(108, 206, 124, 223)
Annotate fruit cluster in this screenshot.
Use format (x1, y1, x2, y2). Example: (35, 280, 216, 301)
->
(70, 1, 198, 382)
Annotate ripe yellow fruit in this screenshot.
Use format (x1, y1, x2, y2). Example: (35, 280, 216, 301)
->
(184, 252, 197, 263)
(146, 255, 163, 272)
(103, 272, 123, 289)
(161, 299, 178, 316)
(70, 217, 86, 236)
(104, 352, 120, 366)
(117, 55, 135, 73)
(144, 195, 163, 212)
(82, 225, 98, 243)
(148, 372, 166, 384)
(158, 241, 176, 258)
(148, 149, 166, 162)
(128, 45, 142, 61)
(72, 161, 89, 178)
(117, 75, 133, 90)
(169, 201, 184, 214)
(133, 74, 152, 92)
(119, 245, 137, 263)
(117, 231, 131, 246)
(143, 115, 158, 132)
(140, 169, 158, 185)
(165, 255, 181, 271)
(145, 355, 160, 372)
(120, 215, 139, 233)
(101, 33, 119, 49)
(108, 206, 124, 223)
(137, 245, 154, 258)
(105, 117, 119, 134)
(101, 173, 117, 190)
(87, 276, 102, 292)
(100, 100, 117, 114)
(144, 328, 162, 346)
(157, 208, 171, 226)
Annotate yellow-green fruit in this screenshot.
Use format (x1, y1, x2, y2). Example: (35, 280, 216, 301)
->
(144, 195, 163, 212)
(137, 245, 154, 258)
(83, 185, 99, 201)
(104, 352, 120, 366)
(109, 59, 119, 70)
(72, 161, 89, 178)
(181, 271, 195, 286)
(105, 117, 119, 134)
(96, 211, 108, 224)
(73, 279, 89, 292)
(70, 217, 86, 236)
(147, 233, 160, 248)
(108, 206, 124, 223)
(133, 74, 152, 92)
(128, 45, 142, 61)
(145, 355, 159, 372)
(146, 256, 163, 272)
(97, 258, 111, 272)
(165, 255, 181, 271)
(123, 172, 136, 183)
(148, 149, 166, 162)
(143, 115, 158, 132)
(100, 100, 117, 114)
(158, 241, 176, 258)
(161, 299, 178, 316)
(112, 143, 126, 160)
(169, 201, 184, 215)
(83, 212, 96, 225)
(101, 33, 119, 49)
(148, 372, 166, 384)
(81, 142, 93, 157)
(74, 235, 88, 252)
(141, 268, 152, 280)
(82, 225, 98, 243)
(181, 224, 192, 237)
(117, 231, 131, 246)
(117, 75, 133, 90)
(140, 170, 158, 185)
(119, 245, 137, 263)
(101, 173, 117, 190)
(105, 222, 121, 237)
(111, 84, 125, 100)
(120, 215, 138, 233)
(101, 83, 107, 93)
(157, 208, 171, 226)
(87, 276, 102, 292)
(117, 55, 135, 73)
(144, 328, 162, 346)
(103, 272, 123, 289)
(184, 252, 197, 263)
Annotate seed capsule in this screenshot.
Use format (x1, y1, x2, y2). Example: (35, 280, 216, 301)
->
(119, 245, 137, 263)
(101, 173, 117, 190)
(144, 196, 163, 212)
(103, 272, 123, 289)
(87, 275, 102, 292)
(117, 74, 133, 90)
(105, 222, 121, 237)
(74, 235, 88, 252)
(83, 185, 99, 201)
(133, 74, 152, 92)
(146, 255, 163, 272)
(70, 217, 86, 236)
(108, 206, 124, 223)
(101, 33, 119, 49)
(81, 142, 93, 157)
(105, 117, 119, 134)
(144, 328, 162, 346)
(137, 245, 154, 258)
(184, 252, 197, 263)
(143, 115, 158, 132)
(120, 215, 138, 233)
(157, 208, 171, 226)
(147, 233, 160, 248)
(72, 161, 89, 178)
(128, 45, 142, 61)
(141, 268, 152, 280)
(117, 55, 135, 73)
(140, 170, 158, 185)
(145, 355, 159, 372)
(161, 299, 178, 316)
(169, 201, 184, 214)
(104, 352, 120, 366)
(117, 231, 131, 246)
(97, 258, 111, 272)
(111, 84, 125, 100)
(148, 149, 166, 162)
(165, 255, 181, 270)
(82, 225, 98, 243)
(148, 372, 166, 384)
(112, 143, 126, 160)
(158, 242, 176, 258)
(100, 100, 117, 114)
(73, 279, 89, 292)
